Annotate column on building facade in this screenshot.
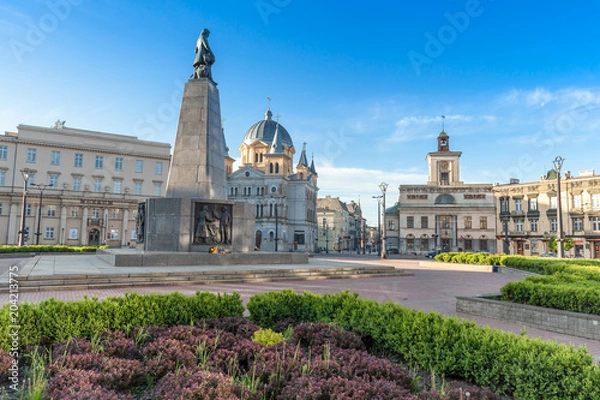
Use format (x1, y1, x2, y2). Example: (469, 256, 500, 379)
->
(59, 206, 67, 245)
(452, 215, 458, 248)
(434, 215, 439, 249)
(81, 207, 89, 246)
(121, 208, 128, 247)
(7, 203, 18, 245)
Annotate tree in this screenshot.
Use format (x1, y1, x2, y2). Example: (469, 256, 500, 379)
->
(548, 236, 574, 252)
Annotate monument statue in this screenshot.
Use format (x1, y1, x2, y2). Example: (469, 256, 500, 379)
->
(193, 28, 215, 80)
(219, 206, 231, 245)
(136, 203, 145, 243)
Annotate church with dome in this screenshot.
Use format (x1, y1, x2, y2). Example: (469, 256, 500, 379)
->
(226, 107, 318, 252)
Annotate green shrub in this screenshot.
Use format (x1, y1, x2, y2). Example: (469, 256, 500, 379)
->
(0, 291, 243, 350)
(0, 244, 107, 253)
(247, 290, 600, 400)
(251, 328, 284, 346)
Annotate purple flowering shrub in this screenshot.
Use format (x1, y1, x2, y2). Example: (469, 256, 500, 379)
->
(5, 319, 505, 399)
(0, 349, 14, 383)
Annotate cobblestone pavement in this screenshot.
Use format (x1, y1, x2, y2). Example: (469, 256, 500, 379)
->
(0, 254, 598, 362)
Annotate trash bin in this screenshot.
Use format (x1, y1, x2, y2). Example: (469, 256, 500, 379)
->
(492, 265, 499, 273)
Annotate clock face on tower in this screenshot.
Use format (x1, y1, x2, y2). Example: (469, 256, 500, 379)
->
(441, 161, 449, 169)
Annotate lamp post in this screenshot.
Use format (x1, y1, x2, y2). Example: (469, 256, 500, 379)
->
(372, 195, 382, 257)
(18, 168, 31, 246)
(31, 183, 51, 245)
(379, 182, 389, 259)
(553, 156, 565, 258)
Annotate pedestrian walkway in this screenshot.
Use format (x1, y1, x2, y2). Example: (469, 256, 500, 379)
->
(0, 254, 598, 362)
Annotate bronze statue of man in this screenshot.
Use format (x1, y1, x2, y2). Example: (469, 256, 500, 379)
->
(193, 28, 215, 79)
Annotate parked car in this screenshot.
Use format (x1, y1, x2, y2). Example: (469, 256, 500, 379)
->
(540, 253, 557, 257)
(386, 248, 399, 255)
(425, 250, 441, 259)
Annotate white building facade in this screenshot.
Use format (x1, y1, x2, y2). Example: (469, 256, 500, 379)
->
(0, 124, 171, 246)
(385, 130, 497, 254)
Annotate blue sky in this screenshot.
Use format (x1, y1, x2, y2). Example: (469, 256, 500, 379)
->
(1, 0, 600, 223)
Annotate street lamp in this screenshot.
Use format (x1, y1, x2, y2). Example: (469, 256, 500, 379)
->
(18, 168, 31, 246)
(31, 183, 51, 245)
(372, 195, 382, 256)
(552, 156, 565, 258)
(379, 182, 389, 259)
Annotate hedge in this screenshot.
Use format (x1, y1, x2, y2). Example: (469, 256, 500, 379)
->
(0, 245, 108, 253)
(0, 291, 244, 350)
(247, 289, 600, 400)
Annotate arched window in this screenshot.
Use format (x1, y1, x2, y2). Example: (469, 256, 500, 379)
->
(269, 163, 273, 173)
(255, 153, 258, 162)
(435, 194, 456, 204)
(275, 163, 279, 173)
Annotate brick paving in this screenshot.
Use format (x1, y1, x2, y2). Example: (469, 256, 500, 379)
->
(0, 254, 598, 362)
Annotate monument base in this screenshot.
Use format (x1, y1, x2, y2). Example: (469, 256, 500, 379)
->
(140, 198, 254, 253)
(98, 248, 308, 267)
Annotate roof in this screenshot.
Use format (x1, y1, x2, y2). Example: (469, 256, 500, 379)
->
(243, 109, 294, 149)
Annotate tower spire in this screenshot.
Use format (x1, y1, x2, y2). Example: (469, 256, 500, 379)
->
(441, 115, 445, 132)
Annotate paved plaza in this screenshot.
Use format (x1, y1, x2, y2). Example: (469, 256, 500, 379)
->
(0, 253, 598, 362)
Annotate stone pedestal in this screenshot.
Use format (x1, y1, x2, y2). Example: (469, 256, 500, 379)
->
(143, 198, 253, 253)
(165, 78, 227, 200)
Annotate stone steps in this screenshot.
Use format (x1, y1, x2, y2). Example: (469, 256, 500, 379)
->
(2, 267, 411, 292)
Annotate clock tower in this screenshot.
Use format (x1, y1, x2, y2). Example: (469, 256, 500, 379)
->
(426, 129, 463, 186)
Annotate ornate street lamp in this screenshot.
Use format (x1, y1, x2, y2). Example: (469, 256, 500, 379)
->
(18, 168, 31, 246)
(379, 182, 389, 259)
(552, 156, 565, 258)
(31, 183, 51, 245)
(372, 195, 382, 256)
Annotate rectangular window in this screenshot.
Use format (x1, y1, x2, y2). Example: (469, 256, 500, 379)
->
(530, 219, 538, 232)
(515, 218, 524, 232)
(592, 194, 600, 210)
(68, 228, 78, 240)
(95, 155, 103, 169)
(51, 150, 60, 165)
(421, 216, 428, 229)
(49, 175, 59, 189)
(464, 216, 472, 229)
(73, 177, 82, 191)
(529, 197, 538, 211)
(26, 204, 33, 216)
(440, 215, 452, 229)
(573, 217, 584, 232)
(71, 207, 79, 217)
(26, 148, 36, 163)
(573, 195, 582, 209)
(27, 173, 35, 186)
(0, 203, 2, 215)
(134, 182, 142, 195)
(515, 199, 523, 212)
(500, 198, 509, 212)
(388, 220, 395, 231)
(47, 206, 56, 217)
(0, 145, 7, 160)
(0, 171, 5, 186)
(74, 153, 83, 167)
(112, 209, 120, 219)
(45, 227, 55, 239)
(115, 157, 123, 171)
(155, 161, 163, 175)
(109, 229, 119, 240)
(550, 218, 557, 232)
(113, 181, 122, 194)
(92, 208, 100, 219)
(93, 178, 102, 193)
(135, 160, 143, 173)
(480, 217, 487, 230)
(407, 216, 414, 229)
(592, 217, 600, 231)
(153, 182, 162, 196)
(550, 196, 557, 209)
(479, 239, 488, 251)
